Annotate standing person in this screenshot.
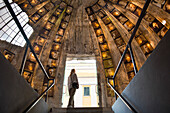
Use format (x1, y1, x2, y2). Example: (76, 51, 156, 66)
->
(67, 69, 79, 108)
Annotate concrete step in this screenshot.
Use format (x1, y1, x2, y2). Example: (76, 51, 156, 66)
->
(50, 107, 114, 113)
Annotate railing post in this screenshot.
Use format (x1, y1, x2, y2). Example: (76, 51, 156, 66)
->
(24, 79, 55, 113)
(45, 81, 49, 102)
(20, 44, 28, 75)
(108, 82, 137, 113)
(113, 79, 117, 100)
(128, 44, 138, 74)
(113, 45, 129, 79)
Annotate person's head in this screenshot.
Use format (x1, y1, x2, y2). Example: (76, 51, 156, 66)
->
(70, 69, 75, 76)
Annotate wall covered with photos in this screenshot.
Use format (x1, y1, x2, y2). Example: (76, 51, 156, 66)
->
(0, 0, 169, 108)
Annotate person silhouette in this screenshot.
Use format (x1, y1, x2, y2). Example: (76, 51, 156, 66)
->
(67, 69, 79, 108)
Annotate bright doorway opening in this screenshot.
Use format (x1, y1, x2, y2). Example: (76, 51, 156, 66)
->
(62, 55, 99, 107)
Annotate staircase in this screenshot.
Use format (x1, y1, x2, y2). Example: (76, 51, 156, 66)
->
(50, 107, 114, 113)
(0, 52, 48, 113)
(111, 30, 170, 113)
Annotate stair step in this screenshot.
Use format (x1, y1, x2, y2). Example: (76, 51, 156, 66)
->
(50, 107, 114, 113)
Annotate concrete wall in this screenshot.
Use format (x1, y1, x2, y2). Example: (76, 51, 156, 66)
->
(0, 52, 48, 113)
(112, 30, 170, 113)
(0, 40, 25, 71)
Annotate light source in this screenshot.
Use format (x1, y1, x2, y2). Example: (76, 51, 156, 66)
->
(38, 38, 44, 45)
(28, 63, 33, 71)
(113, 11, 120, 16)
(126, 55, 131, 62)
(152, 22, 159, 28)
(102, 52, 107, 58)
(54, 44, 60, 50)
(5, 54, 11, 60)
(130, 3, 135, 8)
(95, 22, 99, 28)
(108, 68, 114, 76)
(51, 51, 57, 59)
(56, 38, 60, 42)
(98, 36, 103, 43)
(39, 9, 43, 13)
(103, 44, 108, 49)
(30, 53, 36, 62)
(108, 24, 114, 31)
(33, 16, 39, 21)
(96, 29, 102, 36)
(56, 12, 60, 15)
(162, 20, 166, 25)
(109, 79, 114, 86)
(34, 45, 40, 52)
(46, 24, 51, 29)
(24, 3, 28, 8)
(31, 0, 36, 4)
(51, 60, 56, 67)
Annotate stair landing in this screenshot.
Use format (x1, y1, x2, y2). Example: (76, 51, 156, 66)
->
(50, 107, 114, 113)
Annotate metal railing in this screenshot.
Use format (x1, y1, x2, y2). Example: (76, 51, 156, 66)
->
(106, 0, 151, 113)
(3, 0, 55, 113)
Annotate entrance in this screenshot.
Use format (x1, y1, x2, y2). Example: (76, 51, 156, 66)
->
(62, 55, 99, 107)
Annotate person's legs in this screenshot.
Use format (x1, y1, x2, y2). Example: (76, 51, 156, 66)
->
(68, 88, 76, 107)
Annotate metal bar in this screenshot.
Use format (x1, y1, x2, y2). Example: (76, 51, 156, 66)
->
(24, 79, 55, 113)
(107, 78, 117, 100)
(113, 45, 129, 79)
(126, 0, 151, 45)
(106, 0, 151, 112)
(3, 0, 50, 79)
(108, 82, 137, 113)
(45, 81, 49, 102)
(128, 44, 138, 74)
(113, 0, 151, 79)
(19, 44, 29, 75)
(113, 80, 117, 100)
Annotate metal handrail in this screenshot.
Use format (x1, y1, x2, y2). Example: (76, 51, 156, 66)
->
(3, 0, 55, 113)
(108, 78, 137, 113)
(24, 79, 55, 113)
(3, 0, 50, 79)
(105, 0, 151, 112)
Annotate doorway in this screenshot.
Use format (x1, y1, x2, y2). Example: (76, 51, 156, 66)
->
(62, 55, 99, 107)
